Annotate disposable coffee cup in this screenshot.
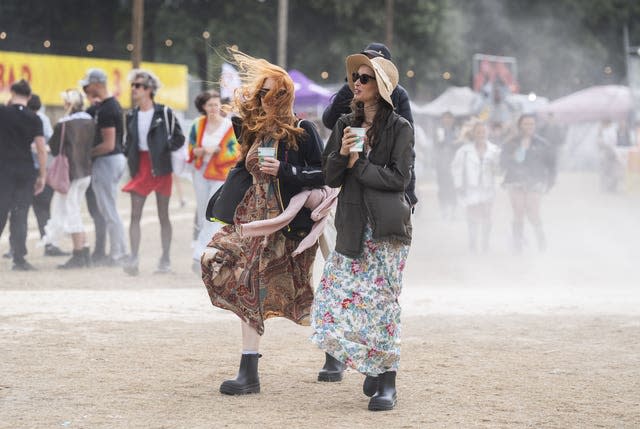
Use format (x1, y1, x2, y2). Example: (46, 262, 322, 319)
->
(350, 127, 366, 152)
(258, 146, 276, 164)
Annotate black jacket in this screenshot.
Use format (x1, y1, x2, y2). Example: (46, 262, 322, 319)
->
(232, 117, 325, 240)
(124, 103, 185, 177)
(324, 112, 413, 258)
(501, 134, 557, 189)
(322, 82, 418, 206)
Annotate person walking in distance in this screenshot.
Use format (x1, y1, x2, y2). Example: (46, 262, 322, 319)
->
(451, 119, 501, 253)
(186, 90, 238, 273)
(122, 69, 185, 275)
(0, 80, 47, 271)
(80, 69, 128, 266)
(501, 114, 556, 253)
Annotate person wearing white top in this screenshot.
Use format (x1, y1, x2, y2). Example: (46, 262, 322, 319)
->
(187, 90, 237, 273)
(451, 120, 501, 253)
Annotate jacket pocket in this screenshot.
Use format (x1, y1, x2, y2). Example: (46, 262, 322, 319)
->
(363, 188, 411, 239)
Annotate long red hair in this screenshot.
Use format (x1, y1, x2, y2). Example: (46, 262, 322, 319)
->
(228, 49, 303, 158)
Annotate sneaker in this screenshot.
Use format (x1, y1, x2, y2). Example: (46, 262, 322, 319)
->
(57, 249, 89, 269)
(12, 260, 37, 271)
(45, 244, 70, 257)
(109, 254, 130, 267)
(3, 249, 13, 259)
(91, 252, 111, 267)
(154, 258, 172, 274)
(123, 256, 139, 276)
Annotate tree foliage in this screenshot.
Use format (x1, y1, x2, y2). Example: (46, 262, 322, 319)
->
(1, 0, 639, 101)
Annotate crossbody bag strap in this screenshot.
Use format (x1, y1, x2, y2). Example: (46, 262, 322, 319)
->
(59, 122, 66, 155)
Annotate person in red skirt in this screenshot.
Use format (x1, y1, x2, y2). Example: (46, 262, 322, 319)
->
(122, 69, 185, 275)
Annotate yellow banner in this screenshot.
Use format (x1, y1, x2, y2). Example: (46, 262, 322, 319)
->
(0, 50, 188, 110)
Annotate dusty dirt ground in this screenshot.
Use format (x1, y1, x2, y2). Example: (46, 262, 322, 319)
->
(1, 173, 640, 428)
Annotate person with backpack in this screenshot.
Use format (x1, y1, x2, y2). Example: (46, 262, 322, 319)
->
(121, 69, 185, 275)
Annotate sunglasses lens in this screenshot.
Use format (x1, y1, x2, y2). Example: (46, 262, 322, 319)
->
(352, 72, 373, 84)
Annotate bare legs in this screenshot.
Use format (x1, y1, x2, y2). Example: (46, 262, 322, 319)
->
(241, 320, 261, 352)
(466, 201, 493, 253)
(508, 188, 545, 253)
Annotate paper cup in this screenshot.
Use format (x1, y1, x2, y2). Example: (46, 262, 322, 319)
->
(258, 146, 276, 163)
(350, 127, 366, 152)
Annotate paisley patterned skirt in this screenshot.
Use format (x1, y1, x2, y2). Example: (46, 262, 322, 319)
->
(201, 183, 317, 335)
(311, 226, 410, 376)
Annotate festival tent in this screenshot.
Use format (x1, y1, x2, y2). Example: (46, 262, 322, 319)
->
(288, 69, 333, 114)
(412, 86, 478, 117)
(535, 85, 633, 123)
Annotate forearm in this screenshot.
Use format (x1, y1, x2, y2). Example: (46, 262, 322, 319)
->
(35, 137, 47, 177)
(91, 142, 114, 157)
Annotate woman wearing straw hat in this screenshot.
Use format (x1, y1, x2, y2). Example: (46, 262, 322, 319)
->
(311, 54, 413, 411)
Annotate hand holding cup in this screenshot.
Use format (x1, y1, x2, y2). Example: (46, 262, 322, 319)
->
(340, 126, 366, 156)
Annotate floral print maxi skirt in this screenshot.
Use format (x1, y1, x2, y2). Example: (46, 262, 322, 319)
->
(311, 226, 410, 376)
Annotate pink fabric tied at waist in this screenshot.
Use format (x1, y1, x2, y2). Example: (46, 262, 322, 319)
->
(238, 186, 339, 256)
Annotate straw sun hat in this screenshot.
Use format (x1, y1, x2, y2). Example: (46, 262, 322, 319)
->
(346, 54, 399, 107)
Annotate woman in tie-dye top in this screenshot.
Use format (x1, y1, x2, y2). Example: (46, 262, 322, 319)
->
(187, 90, 239, 272)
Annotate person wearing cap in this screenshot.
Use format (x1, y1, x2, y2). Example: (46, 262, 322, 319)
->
(322, 43, 418, 208)
(121, 69, 185, 275)
(0, 79, 47, 271)
(311, 54, 413, 411)
(42, 89, 96, 268)
(80, 68, 129, 266)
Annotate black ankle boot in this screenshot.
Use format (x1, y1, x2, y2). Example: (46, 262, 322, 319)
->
(317, 352, 346, 382)
(363, 375, 378, 397)
(81, 247, 91, 267)
(220, 353, 261, 395)
(58, 249, 88, 269)
(368, 371, 397, 411)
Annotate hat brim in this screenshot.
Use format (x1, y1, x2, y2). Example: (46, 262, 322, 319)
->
(346, 54, 394, 108)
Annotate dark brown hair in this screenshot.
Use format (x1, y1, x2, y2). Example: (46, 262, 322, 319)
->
(194, 90, 221, 115)
(350, 99, 393, 147)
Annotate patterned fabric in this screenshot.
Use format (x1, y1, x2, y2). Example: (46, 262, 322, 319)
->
(188, 116, 239, 181)
(201, 140, 317, 335)
(311, 226, 409, 376)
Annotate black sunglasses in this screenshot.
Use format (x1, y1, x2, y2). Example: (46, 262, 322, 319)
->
(257, 88, 269, 99)
(352, 72, 376, 85)
(131, 82, 148, 89)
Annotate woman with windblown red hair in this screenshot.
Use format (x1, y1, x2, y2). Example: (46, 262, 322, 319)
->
(200, 50, 325, 395)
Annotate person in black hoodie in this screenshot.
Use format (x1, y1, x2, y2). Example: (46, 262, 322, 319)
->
(200, 50, 325, 396)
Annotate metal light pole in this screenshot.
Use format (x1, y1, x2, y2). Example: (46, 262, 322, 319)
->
(277, 0, 288, 68)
